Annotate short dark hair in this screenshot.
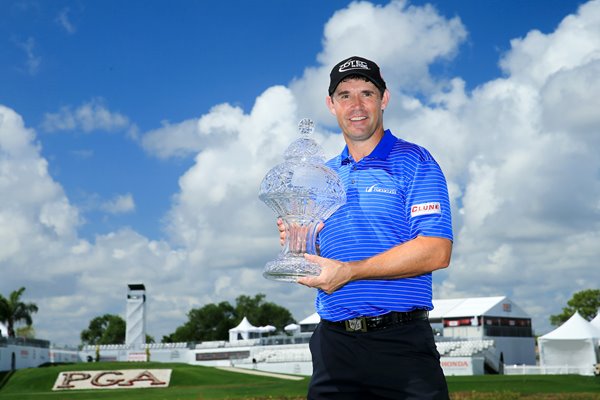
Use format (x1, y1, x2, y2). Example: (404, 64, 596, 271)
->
(330, 74, 385, 100)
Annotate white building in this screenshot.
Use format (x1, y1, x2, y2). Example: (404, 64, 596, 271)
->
(125, 284, 147, 348)
(429, 296, 536, 366)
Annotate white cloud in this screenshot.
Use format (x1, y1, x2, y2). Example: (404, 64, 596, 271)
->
(101, 194, 136, 214)
(499, 0, 600, 87)
(141, 103, 245, 159)
(0, 106, 80, 243)
(541, 59, 600, 144)
(0, 104, 81, 280)
(14, 37, 41, 76)
(41, 98, 133, 134)
(56, 8, 76, 34)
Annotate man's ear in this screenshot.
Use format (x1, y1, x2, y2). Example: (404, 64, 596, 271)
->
(326, 95, 336, 116)
(381, 89, 390, 111)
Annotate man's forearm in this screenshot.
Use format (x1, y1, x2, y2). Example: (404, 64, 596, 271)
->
(349, 236, 452, 281)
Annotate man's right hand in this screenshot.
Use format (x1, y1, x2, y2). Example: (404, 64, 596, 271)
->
(277, 218, 324, 248)
(277, 218, 286, 246)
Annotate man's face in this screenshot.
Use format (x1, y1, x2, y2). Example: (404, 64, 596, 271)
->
(326, 78, 389, 144)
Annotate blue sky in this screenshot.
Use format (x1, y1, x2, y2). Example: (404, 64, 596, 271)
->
(1, 0, 599, 345)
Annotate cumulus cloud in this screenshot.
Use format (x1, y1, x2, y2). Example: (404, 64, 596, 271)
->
(101, 193, 136, 214)
(2, 0, 600, 345)
(41, 98, 134, 134)
(499, 0, 600, 86)
(141, 103, 245, 159)
(0, 104, 80, 273)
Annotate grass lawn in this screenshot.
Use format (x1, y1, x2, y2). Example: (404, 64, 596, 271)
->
(447, 375, 600, 399)
(0, 362, 598, 400)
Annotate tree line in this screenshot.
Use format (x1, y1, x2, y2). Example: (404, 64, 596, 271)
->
(2, 288, 599, 343)
(80, 293, 295, 345)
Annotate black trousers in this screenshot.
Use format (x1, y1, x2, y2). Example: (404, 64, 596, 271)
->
(308, 319, 449, 400)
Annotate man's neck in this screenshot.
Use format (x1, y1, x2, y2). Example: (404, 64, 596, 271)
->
(346, 128, 385, 162)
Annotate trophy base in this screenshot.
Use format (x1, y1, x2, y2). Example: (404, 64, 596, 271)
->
(263, 256, 321, 282)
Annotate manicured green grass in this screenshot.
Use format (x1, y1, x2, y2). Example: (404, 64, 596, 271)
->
(447, 375, 600, 399)
(0, 362, 599, 400)
(0, 362, 308, 400)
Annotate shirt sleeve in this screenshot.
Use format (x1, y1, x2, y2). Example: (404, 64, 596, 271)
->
(405, 156, 453, 241)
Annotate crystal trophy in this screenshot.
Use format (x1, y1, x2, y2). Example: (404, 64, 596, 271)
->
(259, 119, 346, 282)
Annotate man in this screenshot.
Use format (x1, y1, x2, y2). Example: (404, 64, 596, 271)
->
(289, 56, 453, 399)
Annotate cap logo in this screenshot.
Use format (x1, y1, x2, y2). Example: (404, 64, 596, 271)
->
(339, 59, 370, 72)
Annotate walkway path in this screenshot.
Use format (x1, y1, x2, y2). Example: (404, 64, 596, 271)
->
(216, 366, 305, 381)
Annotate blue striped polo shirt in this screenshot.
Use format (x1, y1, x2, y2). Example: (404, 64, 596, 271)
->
(316, 129, 453, 322)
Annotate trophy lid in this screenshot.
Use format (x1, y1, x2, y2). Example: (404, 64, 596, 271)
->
(283, 119, 325, 163)
(259, 119, 345, 220)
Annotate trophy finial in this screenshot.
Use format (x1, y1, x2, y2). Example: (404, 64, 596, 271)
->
(298, 118, 314, 137)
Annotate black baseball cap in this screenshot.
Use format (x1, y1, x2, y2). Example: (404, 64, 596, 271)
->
(328, 56, 387, 96)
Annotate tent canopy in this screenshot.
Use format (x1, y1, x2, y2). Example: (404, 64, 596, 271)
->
(284, 323, 300, 332)
(229, 317, 258, 333)
(540, 311, 600, 340)
(299, 313, 320, 325)
(228, 317, 276, 342)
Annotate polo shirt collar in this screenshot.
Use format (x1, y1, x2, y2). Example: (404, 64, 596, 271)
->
(340, 129, 396, 165)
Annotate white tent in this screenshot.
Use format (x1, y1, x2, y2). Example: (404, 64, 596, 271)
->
(538, 311, 600, 375)
(228, 317, 276, 342)
(0, 322, 7, 337)
(257, 325, 276, 334)
(299, 313, 320, 325)
(284, 323, 300, 333)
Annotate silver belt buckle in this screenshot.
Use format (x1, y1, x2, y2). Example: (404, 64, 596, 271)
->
(344, 317, 367, 332)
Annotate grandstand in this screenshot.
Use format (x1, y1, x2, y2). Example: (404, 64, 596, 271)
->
(430, 296, 536, 367)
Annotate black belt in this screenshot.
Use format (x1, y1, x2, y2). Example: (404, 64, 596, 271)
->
(322, 310, 429, 333)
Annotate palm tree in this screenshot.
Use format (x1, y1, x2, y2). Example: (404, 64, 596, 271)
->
(0, 287, 39, 338)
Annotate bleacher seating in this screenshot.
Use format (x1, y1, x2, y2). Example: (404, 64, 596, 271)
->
(435, 339, 494, 357)
(253, 347, 312, 363)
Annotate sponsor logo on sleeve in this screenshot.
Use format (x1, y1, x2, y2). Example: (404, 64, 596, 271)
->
(410, 202, 441, 217)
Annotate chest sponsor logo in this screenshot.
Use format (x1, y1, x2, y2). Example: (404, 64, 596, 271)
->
(411, 202, 441, 217)
(366, 184, 397, 195)
(53, 369, 172, 391)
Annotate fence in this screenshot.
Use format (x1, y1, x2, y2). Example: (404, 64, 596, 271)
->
(504, 364, 597, 376)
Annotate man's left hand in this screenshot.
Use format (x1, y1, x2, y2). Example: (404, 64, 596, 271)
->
(297, 254, 354, 294)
